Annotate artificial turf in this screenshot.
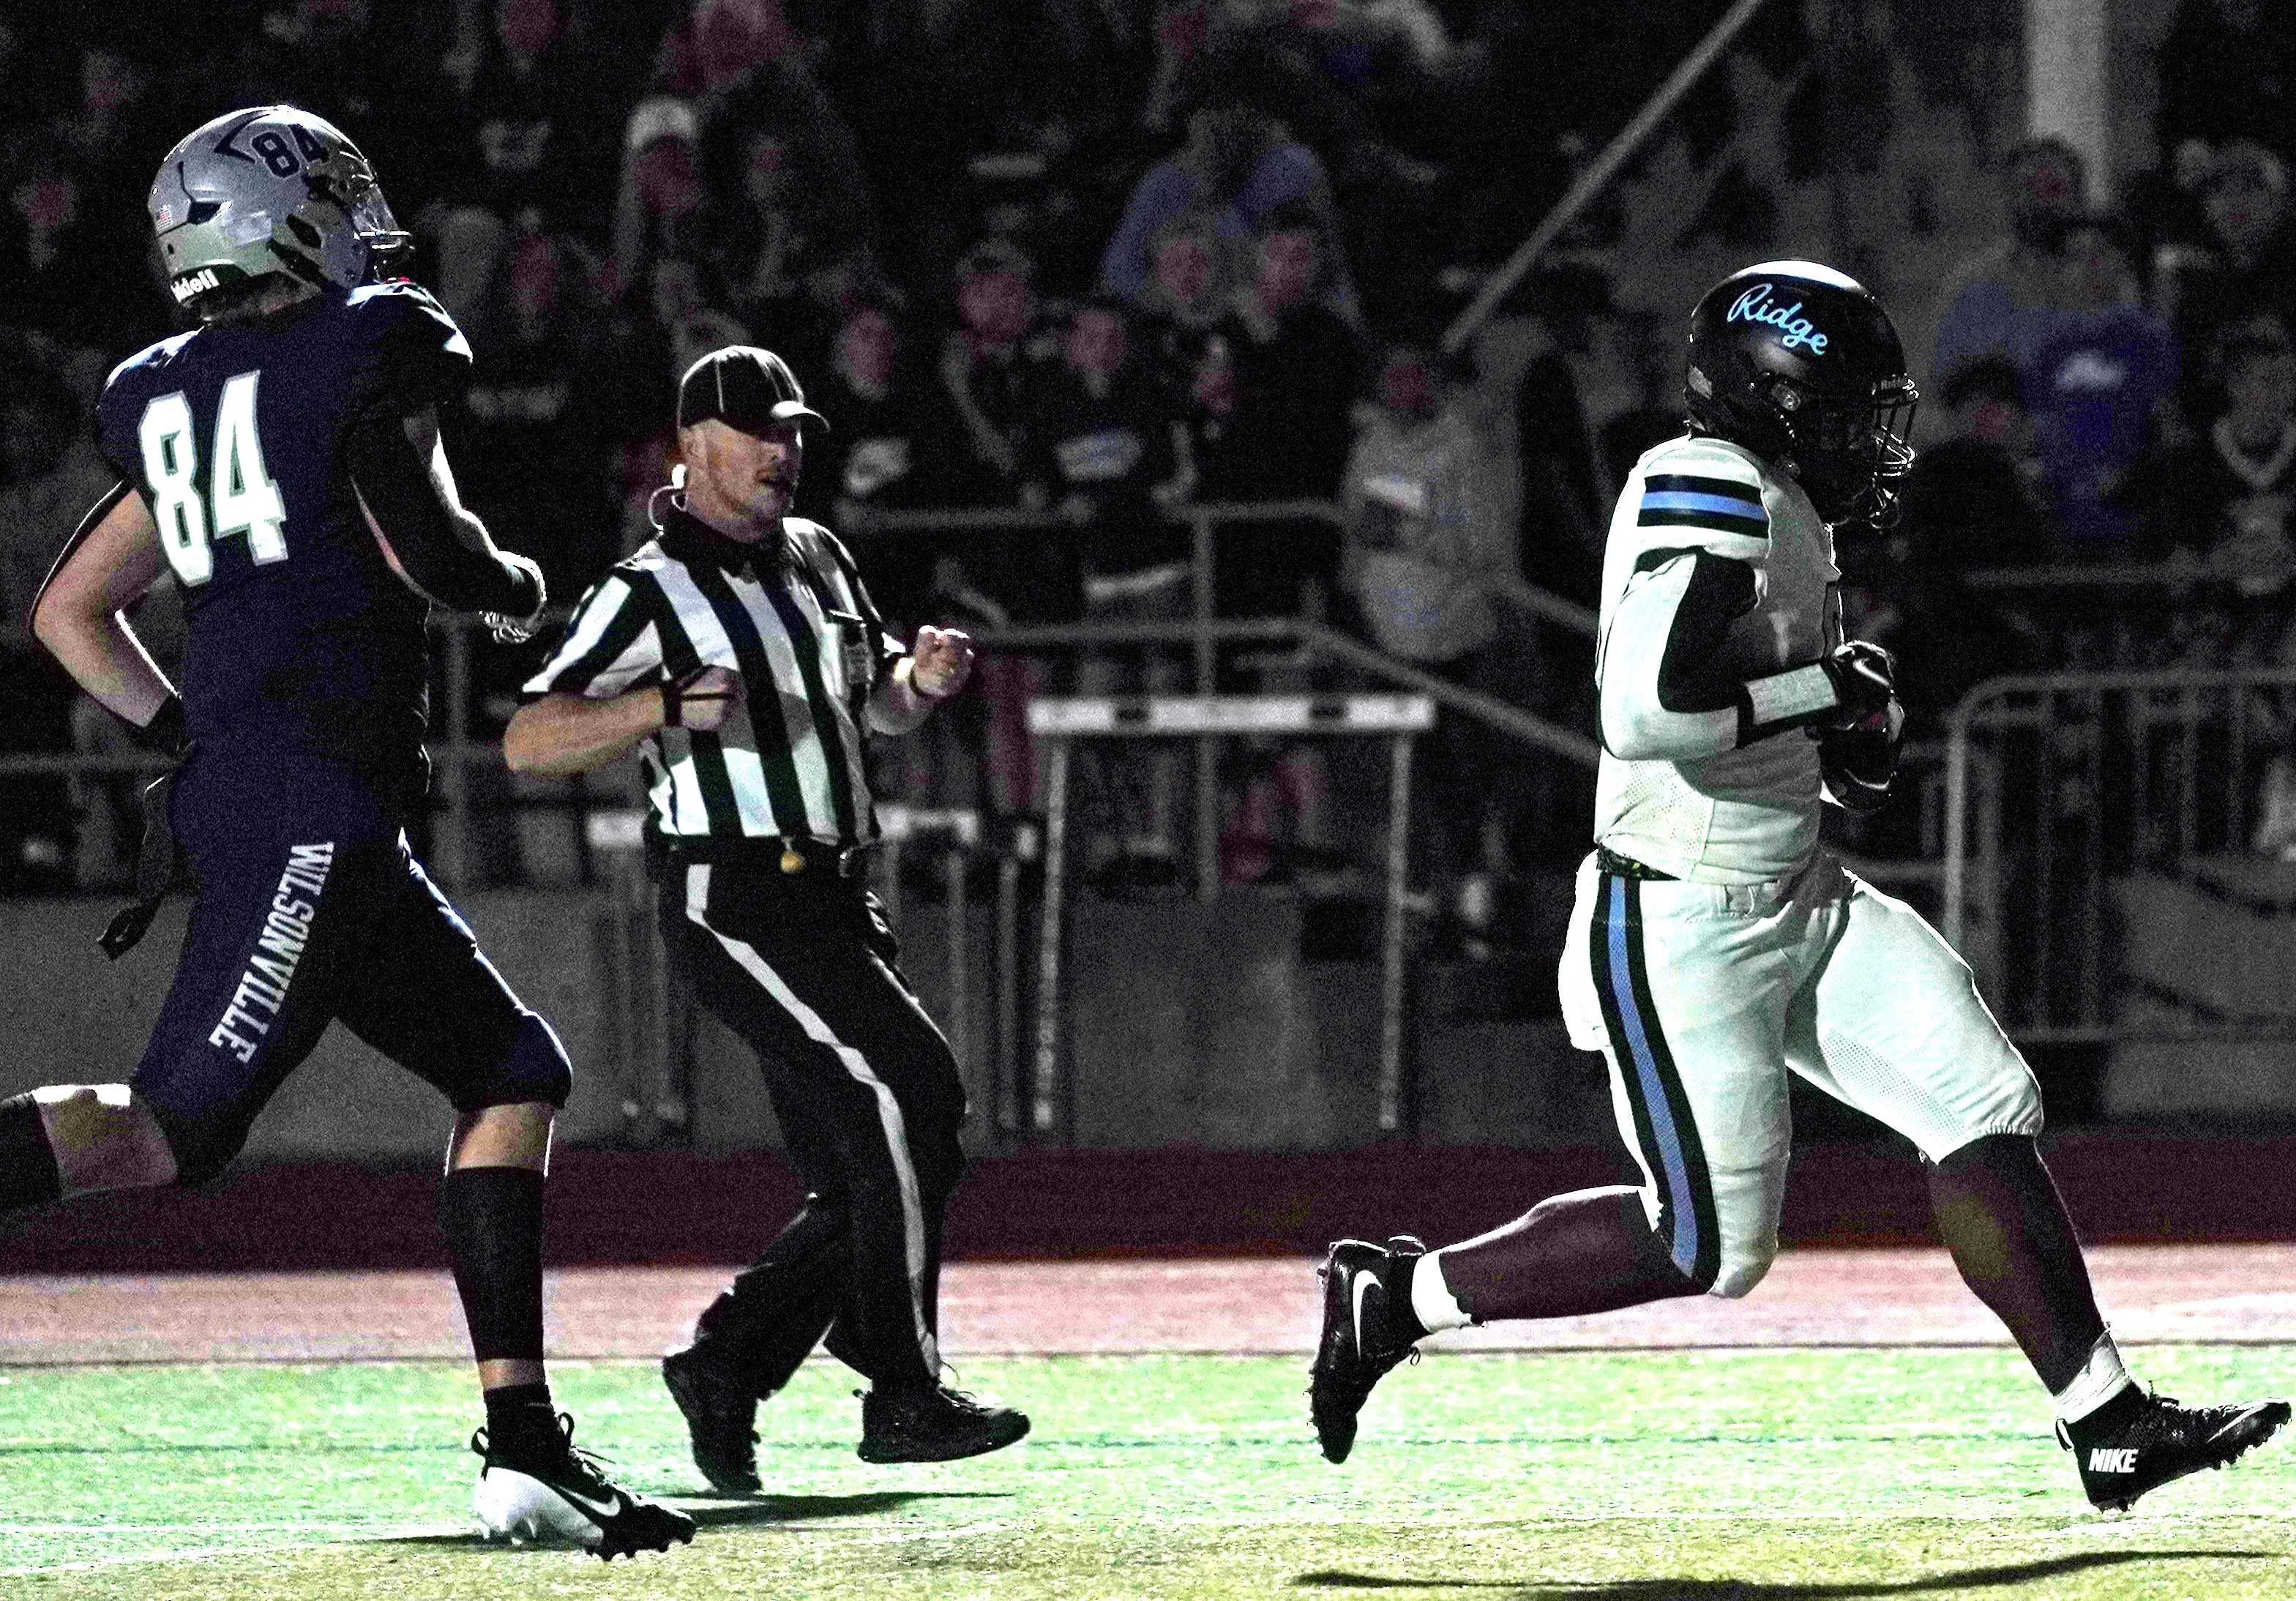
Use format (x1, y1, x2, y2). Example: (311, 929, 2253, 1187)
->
(4, 1347, 2294, 1599)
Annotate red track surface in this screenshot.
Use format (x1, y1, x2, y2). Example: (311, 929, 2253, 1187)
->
(7, 1135, 2296, 1275)
(6, 1245, 2295, 1365)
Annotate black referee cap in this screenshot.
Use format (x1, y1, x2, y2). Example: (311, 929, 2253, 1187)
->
(676, 346, 829, 436)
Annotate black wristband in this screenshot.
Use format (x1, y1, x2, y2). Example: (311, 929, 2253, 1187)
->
(661, 664, 732, 728)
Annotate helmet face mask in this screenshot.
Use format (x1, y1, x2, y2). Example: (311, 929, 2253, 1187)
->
(1684, 261, 1919, 528)
(148, 105, 411, 321)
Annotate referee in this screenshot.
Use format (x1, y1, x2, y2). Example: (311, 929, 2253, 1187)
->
(504, 346, 1027, 1490)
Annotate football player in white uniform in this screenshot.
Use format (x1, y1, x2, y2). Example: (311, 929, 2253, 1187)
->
(1309, 261, 2289, 1511)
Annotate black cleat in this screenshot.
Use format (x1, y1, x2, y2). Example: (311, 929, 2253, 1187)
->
(2060, 1385, 2292, 1512)
(662, 1346, 762, 1495)
(1310, 1234, 1426, 1465)
(472, 1411, 697, 1559)
(857, 1385, 1031, 1463)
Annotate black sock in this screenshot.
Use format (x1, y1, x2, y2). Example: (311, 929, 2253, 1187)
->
(0, 1094, 64, 1214)
(484, 1381, 559, 1452)
(438, 1165, 547, 1364)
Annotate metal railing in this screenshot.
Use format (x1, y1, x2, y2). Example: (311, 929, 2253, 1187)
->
(0, 498, 1596, 900)
(1942, 665, 2296, 1043)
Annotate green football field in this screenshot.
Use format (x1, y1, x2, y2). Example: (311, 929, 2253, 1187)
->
(4, 1347, 2294, 1600)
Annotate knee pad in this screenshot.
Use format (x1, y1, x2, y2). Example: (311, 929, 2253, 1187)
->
(463, 1012, 572, 1112)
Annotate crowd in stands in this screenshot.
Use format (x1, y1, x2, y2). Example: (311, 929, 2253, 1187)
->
(3, 0, 2294, 897)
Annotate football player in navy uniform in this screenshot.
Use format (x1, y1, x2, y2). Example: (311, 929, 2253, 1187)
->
(1, 107, 692, 1559)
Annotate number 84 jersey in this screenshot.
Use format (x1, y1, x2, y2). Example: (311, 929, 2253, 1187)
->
(94, 281, 472, 770)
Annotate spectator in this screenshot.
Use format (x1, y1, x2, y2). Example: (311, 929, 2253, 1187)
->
(804, 297, 998, 818)
(697, 123, 881, 359)
(807, 299, 960, 627)
(2127, 335, 2296, 628)
(939, 237, 1053, 509)
(930, 238, 1068, 817)
(0, 362, 176, 889)
(1902, 358, 2057, 572)
(2155, 141, 2296, 412)
(1339, 332, 1524, 909)
(1017, 296, 1196, 881)
(1506, 263, 1618, 609)
(2157, 0, 2296, 173)
(216, 1, 457, 220)
(598, 251, 751, 549)
(848, 0, 1148, 283)
(1881, 357, 2054, 710)
(1099, 43, 1359, 326)
(2022, 218, 2180, 559)
(607, 89, 707, 302)
(1194, 203, 1363, 622)
(426, 0, 618, 337)
(451, 229, 618, 597)
(1, 135, 162, 398)
(1932, 135, 2090, 390)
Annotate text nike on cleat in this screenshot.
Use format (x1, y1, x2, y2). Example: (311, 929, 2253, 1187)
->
(2060, 1386, 2292, 1512)
(471, 1411, 697, 1558)
(1309, 1235, 1426, 1464)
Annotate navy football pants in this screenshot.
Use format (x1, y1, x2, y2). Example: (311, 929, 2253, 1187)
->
(133, 810, 569, 1184)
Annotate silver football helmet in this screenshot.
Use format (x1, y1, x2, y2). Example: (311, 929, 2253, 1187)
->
(147, 105, 410, 319)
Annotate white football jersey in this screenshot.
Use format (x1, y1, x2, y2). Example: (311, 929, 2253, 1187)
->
(1590, 433, 1839, 884)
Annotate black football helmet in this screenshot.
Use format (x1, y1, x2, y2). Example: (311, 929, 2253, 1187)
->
(1683, 260, 1918, 528)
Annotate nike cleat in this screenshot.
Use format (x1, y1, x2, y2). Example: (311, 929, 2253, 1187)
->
(472, 1411, 697, 1559)
(2060, 1386, 2292, 1512)
(857, 1384, 1030, 1463)
(662, 1347, 762, 1495)
(1309, 1234, 1426, 1465)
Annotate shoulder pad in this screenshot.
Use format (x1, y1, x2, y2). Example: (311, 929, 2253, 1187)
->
(348, 281, 474, 411)
(100, 329, 198, 397)
(1630, 436, 1770, 543)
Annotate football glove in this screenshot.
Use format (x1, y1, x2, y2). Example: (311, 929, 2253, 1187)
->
(480, 553, 547, 645)
(1819, 638, 1897, 733)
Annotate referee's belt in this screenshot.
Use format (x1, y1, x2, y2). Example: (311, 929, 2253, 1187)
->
(1595, 846, 1678, 881)
(651, 833, 870, 878)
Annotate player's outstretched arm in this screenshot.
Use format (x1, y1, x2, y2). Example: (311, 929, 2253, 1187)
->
(504, 667, 738, 776)
(347, 406, 544, 626)
(29, 483, 182, 738)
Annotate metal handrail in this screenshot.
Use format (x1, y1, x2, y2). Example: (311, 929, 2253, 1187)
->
(859, 498, 1598, 639)
(1440, 0, 1780, 354)
(1962, 560, 2276, 591)
(976, 616, 1598, 767)
(1, 498, 1599, 892)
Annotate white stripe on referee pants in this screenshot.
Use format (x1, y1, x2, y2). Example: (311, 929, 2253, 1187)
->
(684, 863, 937, 1371)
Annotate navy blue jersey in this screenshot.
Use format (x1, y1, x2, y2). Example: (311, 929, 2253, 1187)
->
(95, 282, 472, 779)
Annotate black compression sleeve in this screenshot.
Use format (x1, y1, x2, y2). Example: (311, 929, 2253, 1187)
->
(344, 414, 539, 616)
(1653, 551, 1758, 716)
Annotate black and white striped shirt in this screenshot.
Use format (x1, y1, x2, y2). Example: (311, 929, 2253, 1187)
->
(525, 506, 906, 846)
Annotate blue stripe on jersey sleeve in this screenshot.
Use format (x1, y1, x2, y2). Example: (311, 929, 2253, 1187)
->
(1637, 471, 1767, 538)
(1639, 490, 1765, 518)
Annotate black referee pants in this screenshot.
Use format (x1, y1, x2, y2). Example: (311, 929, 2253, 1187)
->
(664, 858, 967, 1397)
